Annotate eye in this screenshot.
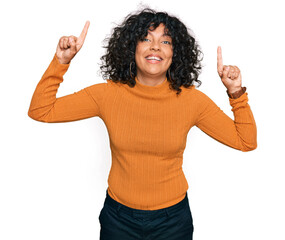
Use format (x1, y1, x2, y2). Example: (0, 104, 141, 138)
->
(162, 40, 171, 45)
(143, 38, 150, 42)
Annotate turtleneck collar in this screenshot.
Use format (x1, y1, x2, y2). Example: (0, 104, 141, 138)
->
(133, 76, 170, 95)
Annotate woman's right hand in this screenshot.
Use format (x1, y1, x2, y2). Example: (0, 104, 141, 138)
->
(56, 21, 90, 64)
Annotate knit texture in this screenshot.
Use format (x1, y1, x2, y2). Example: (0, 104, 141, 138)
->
(28, 53, 257, 210)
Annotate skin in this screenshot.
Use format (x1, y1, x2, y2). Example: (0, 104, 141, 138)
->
(217, 46, 242, 93)
(135, 24, 173, 86)
(56, 21, 90, 64)
(55, 21, 242, 94)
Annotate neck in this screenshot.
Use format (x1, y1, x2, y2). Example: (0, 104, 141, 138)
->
(136, 72, 167, 86)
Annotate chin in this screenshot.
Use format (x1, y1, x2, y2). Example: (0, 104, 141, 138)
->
(145, 71, 164, 76)
(145, 67, 166, 75)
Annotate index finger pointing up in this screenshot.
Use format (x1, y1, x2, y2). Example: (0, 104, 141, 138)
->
(217, 46, 223, 76)
(77, 21, 90, 45)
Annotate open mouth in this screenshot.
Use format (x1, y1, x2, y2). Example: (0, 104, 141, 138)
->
(145, 55, 163, 63)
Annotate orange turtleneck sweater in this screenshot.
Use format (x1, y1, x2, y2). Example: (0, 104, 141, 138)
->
(28, 53, 257, 210)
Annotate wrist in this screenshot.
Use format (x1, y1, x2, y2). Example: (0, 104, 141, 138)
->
(55, 53, 70, 65)
(227, 87, 242, 94)
(58, 58, 70, 65)
(227, 86, 247, 99)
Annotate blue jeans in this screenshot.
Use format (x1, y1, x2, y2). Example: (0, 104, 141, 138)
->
(99, 189, 194, 240)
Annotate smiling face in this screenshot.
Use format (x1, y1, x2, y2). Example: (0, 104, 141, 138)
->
(135, 24, 173, 80)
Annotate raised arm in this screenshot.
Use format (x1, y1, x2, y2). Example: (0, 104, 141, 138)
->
(194, 47, 257, 152)
(27, 21, 106, 123)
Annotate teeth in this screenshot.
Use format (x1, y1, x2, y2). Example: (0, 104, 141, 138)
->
(146, 56, 161, 61)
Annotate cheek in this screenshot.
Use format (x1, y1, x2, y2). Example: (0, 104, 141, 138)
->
(136, 43, 146, 55)
(166, 51, 173, 64)
(165, 47, 173, 60)
(135, 45, 144, 62)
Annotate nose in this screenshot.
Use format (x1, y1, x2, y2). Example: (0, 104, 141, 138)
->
(150, 40, 160, 51)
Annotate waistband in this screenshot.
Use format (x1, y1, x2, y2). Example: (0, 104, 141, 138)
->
(103, 189, 189, 220)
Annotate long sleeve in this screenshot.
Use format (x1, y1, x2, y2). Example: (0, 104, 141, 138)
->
(28, 53, 107, 123)
(194, 89, 257, 152)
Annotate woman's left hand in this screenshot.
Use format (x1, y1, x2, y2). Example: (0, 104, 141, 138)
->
(217, 46, 242, 93)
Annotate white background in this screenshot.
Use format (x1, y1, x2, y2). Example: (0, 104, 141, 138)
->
(1, 0, 284, 239)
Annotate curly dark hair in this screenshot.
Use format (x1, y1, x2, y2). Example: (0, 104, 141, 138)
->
(100, 7, 203, 95)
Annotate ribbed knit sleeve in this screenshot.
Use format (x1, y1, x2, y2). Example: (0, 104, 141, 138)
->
(194, 89, 257, 152)
(28, 53, 107, 123)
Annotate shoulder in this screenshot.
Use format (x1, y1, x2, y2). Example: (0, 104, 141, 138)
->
(181, 85, 216, 107)
(84, 79, 118, 92)
(180, 84, 205, 99)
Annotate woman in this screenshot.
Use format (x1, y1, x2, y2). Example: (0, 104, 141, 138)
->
(28, 8, 257, 240)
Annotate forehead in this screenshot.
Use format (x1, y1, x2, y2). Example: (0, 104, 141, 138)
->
(147, 24, 171, 38)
